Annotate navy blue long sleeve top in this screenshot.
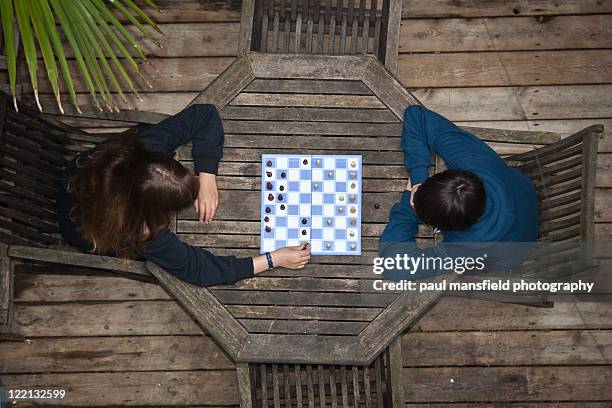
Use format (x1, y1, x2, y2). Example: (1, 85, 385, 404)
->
(56, 104, 254, 287)
(379, 105, 539, 280)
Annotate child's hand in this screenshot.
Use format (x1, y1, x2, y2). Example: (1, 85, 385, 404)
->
(272, 244, 311, 269)
(194, 172, 218, 223)
(410, 183, 421, 209)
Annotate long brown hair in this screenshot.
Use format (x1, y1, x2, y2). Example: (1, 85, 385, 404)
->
(68, 130, 199, 259)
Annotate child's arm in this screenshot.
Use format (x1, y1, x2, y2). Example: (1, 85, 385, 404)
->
(379, 190, 419, 246)
(137, 104, 224, 175)
(402, 105, 504, 185)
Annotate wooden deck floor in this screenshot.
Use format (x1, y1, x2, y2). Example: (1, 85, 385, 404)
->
(2, 0, 611, 406)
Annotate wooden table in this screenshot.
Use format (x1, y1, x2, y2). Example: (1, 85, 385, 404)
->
(146, 53, 559, 367)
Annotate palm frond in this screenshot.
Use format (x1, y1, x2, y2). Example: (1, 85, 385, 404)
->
(0, 0, 160, 113)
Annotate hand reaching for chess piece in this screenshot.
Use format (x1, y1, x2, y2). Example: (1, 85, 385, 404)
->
(253, 243, 311, 273)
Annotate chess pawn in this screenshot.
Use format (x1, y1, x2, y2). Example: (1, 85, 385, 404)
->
(338, 207, 344, 214)
(339, 195, 345, 202)
(350, 206, 356, 214)
(350, 161, 357, 168)
(266, 182, 273, 190)
(266, 160, 273, 167)
(268, 193, 274, 201)
(349, 231, 355, 237)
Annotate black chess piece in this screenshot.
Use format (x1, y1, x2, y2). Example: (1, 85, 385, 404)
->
(266, 182, 273, 190)
(280, 172, 286, 178)
(265, 226, 272, 233)
(266, 171, 273, 177)
(301, 229, 307, 235)
(278, 194, 283, 200)
(279, 185, 285, 191)
(303, 159, 308, 165)
(265, 207, 271, 213)
(280, 204, 286, 210)
(302, 218, 307, 224)
(264, 216, 270, 222)
(266, 160, 272, 167)
(374, 203, 380, 209)
(268, 193, 274, 201)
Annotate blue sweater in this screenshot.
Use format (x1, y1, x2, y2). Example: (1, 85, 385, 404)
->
(379, 105, 539, 280)
(56, 104, 254, 287)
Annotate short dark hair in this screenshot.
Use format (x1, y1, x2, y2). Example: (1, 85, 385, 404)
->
(413, 169, 486, 230)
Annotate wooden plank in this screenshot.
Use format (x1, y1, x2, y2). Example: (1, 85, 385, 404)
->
(248, 53, 369, 80)
(2, 371, 239, 406)
(8, 246, 150, 278)
(220, 106, 398, 122)
(188, 55, 255, 109)
(401, 329, 612, 367)
(402, 366, 612, 402)
(213, 290, 397, 307)
(113, 0, 242, 23)
(146, 262, 249, 360)
(227, 305, 382, 321)
(230, 93, 385, 108)
(244, 78, 372, 94)
(398, 50, 612, 88)
(401, 0, 612, 18)
(0, 335, 234, 373)
(239, 319, 367, 335)
(362, 56, 420, 119)
(382, 0, 402, 74)
(237, 334, 365, 364)
(12, 57, 234, 94)
(387, 336, 404, 408)
(413, 298, 612, 332)
(413, 85, 612, 121)
(222, 120, 400, 134)
(12, 301, 202, 337)
(400, 15, 612, 52)
(237, 362, 255, 408)
(239, 0, 256, 53)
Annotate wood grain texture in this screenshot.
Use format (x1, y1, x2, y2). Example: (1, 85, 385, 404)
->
(401, 0, 612, 18)
(2, 371, 240, 406)
(400, 15, 612, 52)
(398, 50, 612, 87)
(248, 53, 369, 80)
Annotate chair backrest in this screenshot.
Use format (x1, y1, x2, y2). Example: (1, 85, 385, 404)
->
(505, 124, 603, 277)
(239, 0, 403, 73)
(0, 92, 167, 248)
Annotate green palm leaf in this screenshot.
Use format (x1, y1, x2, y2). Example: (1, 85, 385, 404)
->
(0, 0, 160, 113)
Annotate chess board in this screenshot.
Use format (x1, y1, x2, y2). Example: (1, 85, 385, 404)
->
(260, 154, 362, 255)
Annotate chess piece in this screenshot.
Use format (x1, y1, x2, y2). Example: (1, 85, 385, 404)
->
(339, 195, 345, 202)
(265, 207, 271, 213)
(301, 229, 307, 235)
(302, 218, 307, 224)
(267, 160, 273, 167)
(303, 159, 309, 165)
(327, 171, 333, 178)
(350, 206, 356, 214)
(264, 216, 270, 222)
(279, 185, 285, 191)
(266, 182, 273, 190)
(350, 172, 356, 179)
(350, 243, 356, 250)
(350, 161, 356, 168)
(268, 193, 274, 201)
(325, 243, 331, 249)
(374, 203, 380, 209)
(278, 194, 283, 200)
(349, 194, 357, 202)
(338, 207, 344, 213)
(350, 183, 356, 189)
(326, 219, 332, 225)
(266, 171, 272, 177)
(281, 172, 286, 178)
(265, 226, 272, 232)
(350, 218, 356, 226)
(316, 159, 321, 165)
(280, 204, 286, 210)
(349, 231, 355, 237)
(313, 183, 319, 190)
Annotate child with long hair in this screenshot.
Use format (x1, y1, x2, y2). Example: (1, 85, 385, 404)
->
(56, 104, 310, 286)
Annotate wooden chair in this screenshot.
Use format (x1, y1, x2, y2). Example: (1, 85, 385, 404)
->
(239, 0, 403, 74)
(0, 91, 168, 335)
